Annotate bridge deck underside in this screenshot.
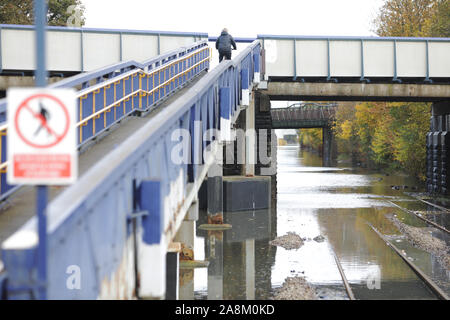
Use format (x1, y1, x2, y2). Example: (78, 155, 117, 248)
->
(265, 81, 450, 102)
(0, 72, 206, 244)
(271, 119, 330, 129)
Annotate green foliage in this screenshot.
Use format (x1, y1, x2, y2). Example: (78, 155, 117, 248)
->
(0, 1, 33, 24)
(298, 128, 323, 152)
(389, 103, 429, 180)
(372, 0, 449, 37)
(429, 0, 450, 37)
(0, 0, 85, 26)
(334, 101, 430, 180)
(333, 0, 448, 180)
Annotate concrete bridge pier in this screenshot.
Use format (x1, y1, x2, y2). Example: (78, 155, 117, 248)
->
(254, 93, 277, 206)
(322, 126, 337, 167)
(427, 101, 450, 195)
(245, 92, 256, 176)
(173, 199, 199, 300)
(206, 230, 224, 300)
(207, 161, 224, 224)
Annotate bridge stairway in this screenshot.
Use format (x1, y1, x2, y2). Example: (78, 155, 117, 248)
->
(0, 71, 207, 245)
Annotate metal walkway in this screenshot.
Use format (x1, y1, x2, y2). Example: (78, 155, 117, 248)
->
(0, 37, 261, 300)
(0, 72, 206, 245)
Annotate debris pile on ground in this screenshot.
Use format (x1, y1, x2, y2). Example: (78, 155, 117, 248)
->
(273, 276, 317, 300)
(269, 232, 304, 250)
(313, 235, 326, 242)
(387, 215, 450, 270)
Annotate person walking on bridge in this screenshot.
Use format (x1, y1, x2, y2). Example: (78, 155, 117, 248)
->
(215, 28, 237, 62)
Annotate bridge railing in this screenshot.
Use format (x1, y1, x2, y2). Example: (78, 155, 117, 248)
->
(258, 34, 450, 82)
(271, 104, 337, 122)
(0, 40, 210, 202)
(0, 24, 208, 73)
(1, 40, 261, 299)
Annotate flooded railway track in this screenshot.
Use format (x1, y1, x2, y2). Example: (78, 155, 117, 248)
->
(333, 252, 355, 300)
(368, 223, 449, 300)
(412, 196, 450, 213)
(387, 200, 450, 234)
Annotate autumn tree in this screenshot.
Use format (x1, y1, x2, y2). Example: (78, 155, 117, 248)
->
(298, 128, 323, 153)
(429, 0, 450, 37)
(0, 0, 85, 27)
(372, 0, 450, 37)
(330, 0, 448, 179)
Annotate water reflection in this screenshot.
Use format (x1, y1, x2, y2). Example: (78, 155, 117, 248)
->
(191, 209, 274, 300)
(187, 146, 449, 300)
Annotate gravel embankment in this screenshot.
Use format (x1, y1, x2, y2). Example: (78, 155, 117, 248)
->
(269, 232, 304, 250)
(273, 276, 317, 300)
(387, 215, 450, 270)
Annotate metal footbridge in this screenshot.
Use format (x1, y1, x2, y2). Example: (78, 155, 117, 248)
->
(271, 103, 337, 129)
(0, 25, 261, 299)
(0, 24, 449, 300)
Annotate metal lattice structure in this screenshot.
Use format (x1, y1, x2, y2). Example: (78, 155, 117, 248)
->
(271, 103, 337, 128)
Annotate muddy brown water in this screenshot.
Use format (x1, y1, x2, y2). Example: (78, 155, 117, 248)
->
(186, 146, 449, 300)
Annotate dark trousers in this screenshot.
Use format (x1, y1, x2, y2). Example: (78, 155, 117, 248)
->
(219, 50, 232, 62)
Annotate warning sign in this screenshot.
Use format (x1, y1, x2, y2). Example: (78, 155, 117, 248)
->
(7, 88, 77, 185)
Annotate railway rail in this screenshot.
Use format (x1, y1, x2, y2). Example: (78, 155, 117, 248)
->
(368, 223, 449, 300)
(412, 196, 450, 213)
(387, 200, 450, 234)
(332, 251, 355, 300)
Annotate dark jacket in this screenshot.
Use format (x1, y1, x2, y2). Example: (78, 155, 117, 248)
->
(215, 31, 237, 52)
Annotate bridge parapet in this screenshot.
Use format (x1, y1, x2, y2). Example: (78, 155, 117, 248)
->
(258, 35, 450, 83)
(0, 24, 207, 73)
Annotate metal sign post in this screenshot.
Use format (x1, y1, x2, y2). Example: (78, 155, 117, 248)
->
(34, 0, 48, 300)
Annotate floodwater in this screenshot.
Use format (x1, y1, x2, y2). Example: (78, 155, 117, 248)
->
(184, 145, 450, 300)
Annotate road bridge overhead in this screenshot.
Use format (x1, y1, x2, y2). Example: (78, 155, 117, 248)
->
(259, 35, 450, 83)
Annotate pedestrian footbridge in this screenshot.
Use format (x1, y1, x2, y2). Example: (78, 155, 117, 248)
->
(271, 103, 337, 129)
(0, 25, 449, 300)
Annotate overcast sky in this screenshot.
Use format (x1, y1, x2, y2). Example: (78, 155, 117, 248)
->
(82, 0, 385, 38)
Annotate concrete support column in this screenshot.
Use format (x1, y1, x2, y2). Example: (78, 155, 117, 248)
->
(322, 126, 335, 167)
(245, 91, 256, 176)
(176, 200, 198, 300)
(175, 221, 196, 300)
(175, 221, 195, 254)
(165, 252, 179, 300)
(245, 239, 255, 300)
(207, 158, 223, 224)
(207, 231, 223, 300)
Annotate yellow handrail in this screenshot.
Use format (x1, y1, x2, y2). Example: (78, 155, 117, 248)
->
(0, 45, 210, 175)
